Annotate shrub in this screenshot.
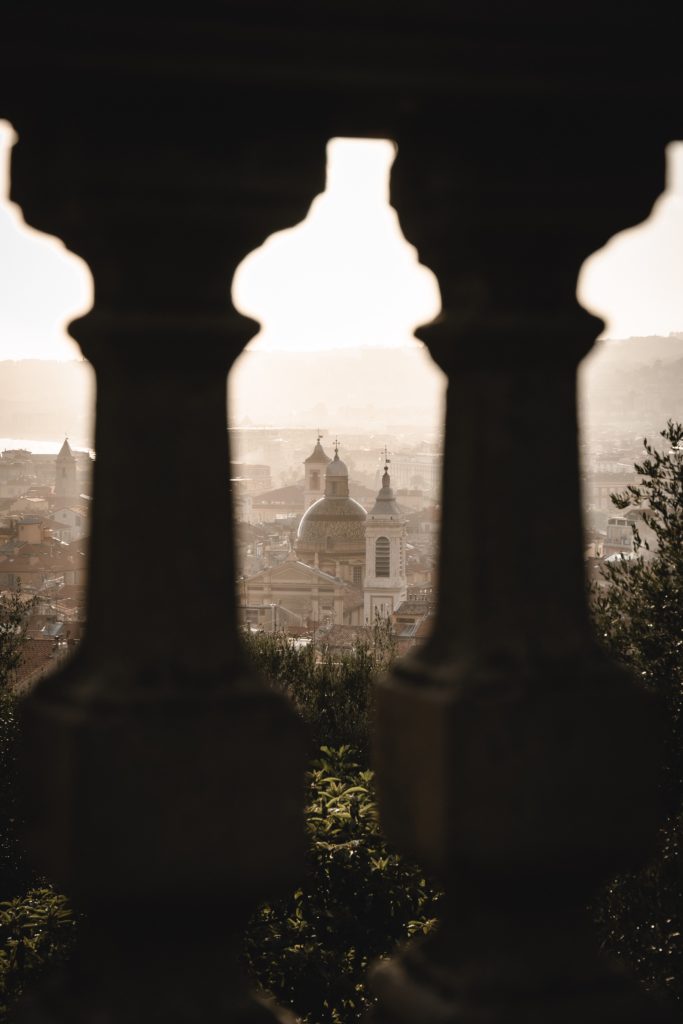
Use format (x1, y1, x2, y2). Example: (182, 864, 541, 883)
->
(0, 887, 75, 1022)
(244, 745, 441, 1024)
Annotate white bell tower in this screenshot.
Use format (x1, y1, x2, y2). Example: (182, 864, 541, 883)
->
(363, 450, 407, 622)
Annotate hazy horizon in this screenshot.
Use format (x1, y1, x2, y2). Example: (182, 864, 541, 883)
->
(1, 333, 683, 451)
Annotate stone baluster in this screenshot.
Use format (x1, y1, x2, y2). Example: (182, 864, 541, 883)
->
(7, 117, 326, 1021)
(369, 137, 676, 1022)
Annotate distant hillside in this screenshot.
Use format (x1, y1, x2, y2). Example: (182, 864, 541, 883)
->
(0, 347, 445, 441)
(229, 345, 446, 428)
(592, 334, 683, 368)
(581, 336, 683, 435)
(1, 336, 678, 447)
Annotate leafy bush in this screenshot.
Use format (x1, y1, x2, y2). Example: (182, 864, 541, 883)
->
(0, 887, 75, 1021)
(241, 619, 396, 760)
(244, 746, 440, 1024)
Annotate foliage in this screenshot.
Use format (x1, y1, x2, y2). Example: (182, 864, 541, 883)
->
(592, 421, 683, 1002)
(0, 592, 36, 694)
(241, 617, 396, 760)
(0, 595, 75, 1022)
(243, 746, 440, 1024)
(0, 696, 32, 899)
(242, 624, 438, 1021)
(0, 887, 75, 1022)
(0, 591, 39, 896)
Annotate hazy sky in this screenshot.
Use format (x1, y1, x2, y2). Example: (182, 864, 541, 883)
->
(580, 142, 683, 338)
(0, 121, 92, 361)
(233, 138, 441, 350)
(1, 119, 683, 364)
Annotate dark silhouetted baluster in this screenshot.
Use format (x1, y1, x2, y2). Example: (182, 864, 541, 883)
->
(5, 101, 326, 1018)
(369, 135, 677, 1022)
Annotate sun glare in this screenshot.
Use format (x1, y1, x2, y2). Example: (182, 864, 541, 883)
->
(578, 142, 683, 339)
(0, 120, 92, 361)
(231, 138, 442, 351)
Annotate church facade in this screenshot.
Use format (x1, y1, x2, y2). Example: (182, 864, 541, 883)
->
(241, 438, 407, 628)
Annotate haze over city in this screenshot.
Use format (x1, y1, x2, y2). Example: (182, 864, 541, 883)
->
(2, 121, 683, 446)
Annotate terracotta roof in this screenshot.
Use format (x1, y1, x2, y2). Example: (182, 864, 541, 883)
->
(12, 637, 60, 693)
(245, 559, 350, 587)
(253, 484, 304, 504)
(53, 504, 89, 517)
(57, 584, 87, 600)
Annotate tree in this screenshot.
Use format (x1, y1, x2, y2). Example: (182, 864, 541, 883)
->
(592, 420, 683, 1004)
(0, 591, 76, 1023)
(0, 591, 35, 694)
(0, 590, 37, 896)
(241, 617, 396, 761)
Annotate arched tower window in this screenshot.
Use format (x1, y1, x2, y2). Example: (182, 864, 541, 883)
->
(375, 536, 390, 577)
(310, 470, 320, 490)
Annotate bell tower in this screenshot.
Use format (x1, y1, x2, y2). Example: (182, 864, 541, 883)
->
(303, 433, 331, 510)
(55, 437, 78, 502)
(363, 450, 407, 622)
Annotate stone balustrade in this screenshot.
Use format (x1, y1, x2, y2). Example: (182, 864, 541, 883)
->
(1, 6, 681, 1022)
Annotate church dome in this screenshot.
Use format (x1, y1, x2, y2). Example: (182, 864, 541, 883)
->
(297, 441, 366, 558)
(297, 493, 367, 548)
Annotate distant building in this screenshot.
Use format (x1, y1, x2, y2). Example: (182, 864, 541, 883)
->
(381, 451, 441, 497)
(241, 439, 411, 629)
(54, 438, 78, 502)
(251, 484, 305, 524)
(239, 549, 363, 627)
(303, 436, 331, 510)
(52, 504, 89, 544)
(392, 597, 435, 655)
(230, 463, 272, 495)
(603, 506, 657, 559)
(0, 449, 35, 498)
(363, 460, 408, 621)
(297, 441, 366, 584)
